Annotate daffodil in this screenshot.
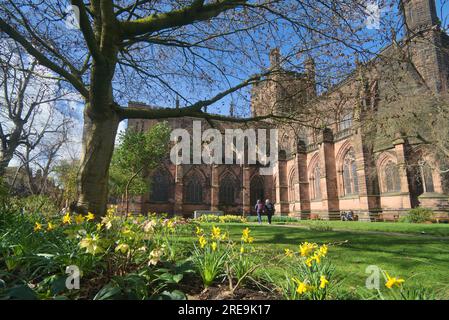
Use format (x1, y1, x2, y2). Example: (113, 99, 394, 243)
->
(211, 242, 217, 251)
(85, 212, 95, 221)
(241, 228, 254, 243)
(318, 244, 328, 255)
(96, 223, 103, 231)
(385, 272, 405, 289)
(211, 226, 221, 240)
(47, 222, 55, 231)
(34, 222, 42, 232)
(284, 248, 294, 258)
(240, 246, 245, 254)
(312, 252, 321, 264)
(292, 278, 310, 295)
(62, 213, 71, 225)
(305, 257, 313, 267)
(299, 242, 318, 257)
(319, 275, 329, 289)
(195, 226, 204, 235)
(75, 214, 85, 224)
(198, 235, 207, 248)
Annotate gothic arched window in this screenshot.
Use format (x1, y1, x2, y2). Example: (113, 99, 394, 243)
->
(289, 170, 298, 202)
(250, 176, 265, 207)
(342, 148, 359, 196)
(339, 113, 353, 131)
(384, 161, 401, 193)
(311, 164, 321, 200)
(421, 164, 435, 193)
(185, 175, 203, 203)
(219, 174, 237, 205)
(150, 170, 171, 202)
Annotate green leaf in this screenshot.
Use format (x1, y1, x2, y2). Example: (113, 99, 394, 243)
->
(155, 290, 187, 300)
(173, 274, 183, 284)
(7, 285, 38, 300)
(93, 283, 122, 300)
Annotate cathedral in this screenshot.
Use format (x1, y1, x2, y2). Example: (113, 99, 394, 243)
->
(128, 0, 449, 221)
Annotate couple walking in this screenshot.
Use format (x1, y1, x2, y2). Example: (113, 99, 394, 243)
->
(254, 199, 275, 224)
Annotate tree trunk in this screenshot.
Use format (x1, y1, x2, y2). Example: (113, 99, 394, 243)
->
(76, 107, 120, 215)
(0, 152, 15, 177)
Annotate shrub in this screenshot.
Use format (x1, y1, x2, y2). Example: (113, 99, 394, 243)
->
(9, 195, 59, 216)
(399, 207, 434, 223)
(0, 207, 193, 300)
(197, 214, 246, 224)
(246, 215, 301, 224)
(307, 221, 333, 232)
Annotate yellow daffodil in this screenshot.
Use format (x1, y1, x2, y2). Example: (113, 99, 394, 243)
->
(241, 228, 254, 243)
(319, 244, 328, 257)
(198, 235, 207, 248)
(62, 213, 71, 225)
(211, 242, 217, 251)
(385, 272, 405, 289)
(312, 252, 321, 264)
(85, 212, 95, 221)
(34, 222, 42, 232)
(47, 222, 55, 231)
(96, 223, 103, 231)
(284, 248, 294, 258)
(320, 275, 329, 289)
(75, 214, 85, 224)
(79, 235, 103, 255)
(211, 226, 221, 240)
(195, 226, 204, 235)
(240, 246, 245, 254)
(299, 242, 318, 257)
(242, 227, 250, 240)
(305, 257, 313, 267)
(292, 278, 310, 295)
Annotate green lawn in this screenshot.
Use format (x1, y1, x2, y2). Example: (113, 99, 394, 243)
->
(196, 223, 449, 298)
(247, 216, 449, 237)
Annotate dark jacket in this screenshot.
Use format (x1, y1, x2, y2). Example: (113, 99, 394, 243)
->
(265, 203, 275, 215)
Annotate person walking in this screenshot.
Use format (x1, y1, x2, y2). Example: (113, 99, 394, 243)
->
(265, 199, 275, 224)
(255, 199, 264, 224)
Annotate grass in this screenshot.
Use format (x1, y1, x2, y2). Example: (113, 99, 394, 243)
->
(247, 216, 449, 237)
(194, 222, 449, 298)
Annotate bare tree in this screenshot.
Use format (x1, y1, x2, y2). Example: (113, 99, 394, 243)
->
(0, 41, 72, 178)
